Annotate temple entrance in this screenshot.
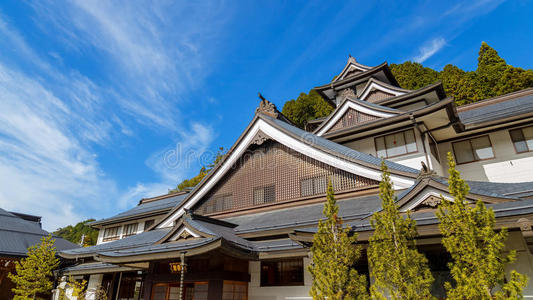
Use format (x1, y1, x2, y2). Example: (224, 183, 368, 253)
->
(145, 251, 251, 300)
(151, 282, 208, 300)
(150, 281, 247, 300)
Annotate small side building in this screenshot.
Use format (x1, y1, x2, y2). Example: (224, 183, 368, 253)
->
(0, 208, 78, 300)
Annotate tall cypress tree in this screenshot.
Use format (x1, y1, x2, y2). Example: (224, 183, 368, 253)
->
(309, 181, 368, 300)
(437, 153, 527, 299)
(368, 161, 434, 299)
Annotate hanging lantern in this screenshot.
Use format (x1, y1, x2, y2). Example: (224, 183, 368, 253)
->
(169, 262, 187, 273)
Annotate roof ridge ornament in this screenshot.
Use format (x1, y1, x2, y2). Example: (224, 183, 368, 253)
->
(417, 161, 436, 180)
(256, 92, 279, 118)
(340, 88, 356, 100)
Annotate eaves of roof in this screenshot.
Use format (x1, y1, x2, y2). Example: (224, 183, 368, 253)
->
(322, 97, 459, 140)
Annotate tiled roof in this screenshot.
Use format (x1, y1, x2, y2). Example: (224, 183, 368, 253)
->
(264, 114, 419, 174)
(223, 194, 383, 234)
(0, 208, 77, 256)
(458, 90, 533, 126)
(61, 228, 171, 258)
(90, 192, 188, 225)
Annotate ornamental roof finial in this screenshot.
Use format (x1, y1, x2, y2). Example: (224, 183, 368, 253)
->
(256, 92, 279, 118)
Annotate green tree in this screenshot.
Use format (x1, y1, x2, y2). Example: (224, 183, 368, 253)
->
(308, 181, 368, 300)
(53, 219, 99, 246)
(389, 61, 439, 90)
(59, 276, 87, 300)
(389, 42, 533, 105)
(437, 153, 527, 299)
(368, 161, 434, 299)
(8, 235, 60, 300)
(282, 89, 334, 129)
(170, 147, 227, 193)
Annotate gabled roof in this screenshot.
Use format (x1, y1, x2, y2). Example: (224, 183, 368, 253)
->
(314, 96, 401, 136)
(0, 208, 77, 257)
(314, 62, 399, 106)
(155, 106, 418, 229)
(358, 78, 411, 101)
(90, 191, 189, 227)
(321, 96, 459, 142)
(332, 56, 372, 83)
(395, 175, 517, 212)
(372, 81, 446, 108)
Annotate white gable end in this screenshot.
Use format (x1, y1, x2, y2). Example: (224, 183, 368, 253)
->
(158, 117, 415, 228)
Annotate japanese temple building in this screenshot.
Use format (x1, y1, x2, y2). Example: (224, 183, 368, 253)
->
(59, 56, 533, 300)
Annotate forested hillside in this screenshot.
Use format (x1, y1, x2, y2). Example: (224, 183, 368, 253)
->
(282, 42, 533, 128)
(53, 219, 99, 246)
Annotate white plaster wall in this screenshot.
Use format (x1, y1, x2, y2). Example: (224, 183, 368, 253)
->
(342, 130, 430, 172)
(437, 130, 533, 183)
(97, 216, 163, 245)
(248, 258, 312, 300)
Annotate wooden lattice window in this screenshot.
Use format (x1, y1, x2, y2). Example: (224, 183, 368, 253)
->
(261, 258, 304, 286)
(102, 226, 120, 242)
(253, 185, 275, 205)
(122, 223, 138, 237)
(300, 175, 327, 197)
(195, 140, 378, 215)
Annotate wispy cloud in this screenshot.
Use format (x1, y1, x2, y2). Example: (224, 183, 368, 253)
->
(413, 37, 446, 63)
(0, 2, 228, 230)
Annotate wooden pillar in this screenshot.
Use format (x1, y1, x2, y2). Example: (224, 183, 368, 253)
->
(143, 263, 155, 300)
(207, 279, 223, 300)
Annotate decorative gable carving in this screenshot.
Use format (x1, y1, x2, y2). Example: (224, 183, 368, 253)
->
(340, 88, 356, 100)
(418, 195, 442, 209)
(251, 130, 271, 146)
(168, 226, 200, 242)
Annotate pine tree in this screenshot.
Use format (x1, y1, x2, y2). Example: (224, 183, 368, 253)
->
(8, 235, 60, 300)
(437, 153, 528, 299)
(309, 180, 368, 300)
(368, 161, 434, 299)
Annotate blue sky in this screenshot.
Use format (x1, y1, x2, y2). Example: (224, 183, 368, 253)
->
(0, 0, 531, 230)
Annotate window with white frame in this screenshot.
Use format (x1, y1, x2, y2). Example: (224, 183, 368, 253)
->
(509, 126, 533, 153)
(452, 135, 494, 164)
(375, 129, 417, 158)
(122, 223, 138, 237)
(102, 226, 120, 242)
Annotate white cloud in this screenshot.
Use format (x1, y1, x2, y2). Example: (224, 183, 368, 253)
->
(413, 37, 446, 63)
(0, 3, 227, 230)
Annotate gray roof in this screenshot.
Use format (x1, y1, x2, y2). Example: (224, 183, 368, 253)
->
(0, 208, 77, 256)
(263, 114, 418, 175)
(458, 92, 533, 126)
(91, 193, 188, 226)
(61, 228, 171, 258)
(252, 239, 304, 252)
(432, 177, 533, 200)
(223, 194, 383, 234)
(184, 215, 255, 250)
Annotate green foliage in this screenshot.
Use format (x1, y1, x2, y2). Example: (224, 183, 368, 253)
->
(390, 42, 533, 105)
(59, 276, 87, 300)
(309, 181, 368, 300)
(282, 89, 334, 129)
(437, 153, 528, 299)
(8, 235, 60, 300)
(170, 147, 227, 193)
(53, 219, 99, 246)
(368, 161, 434, 299)
(389, 61, 439, 90)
